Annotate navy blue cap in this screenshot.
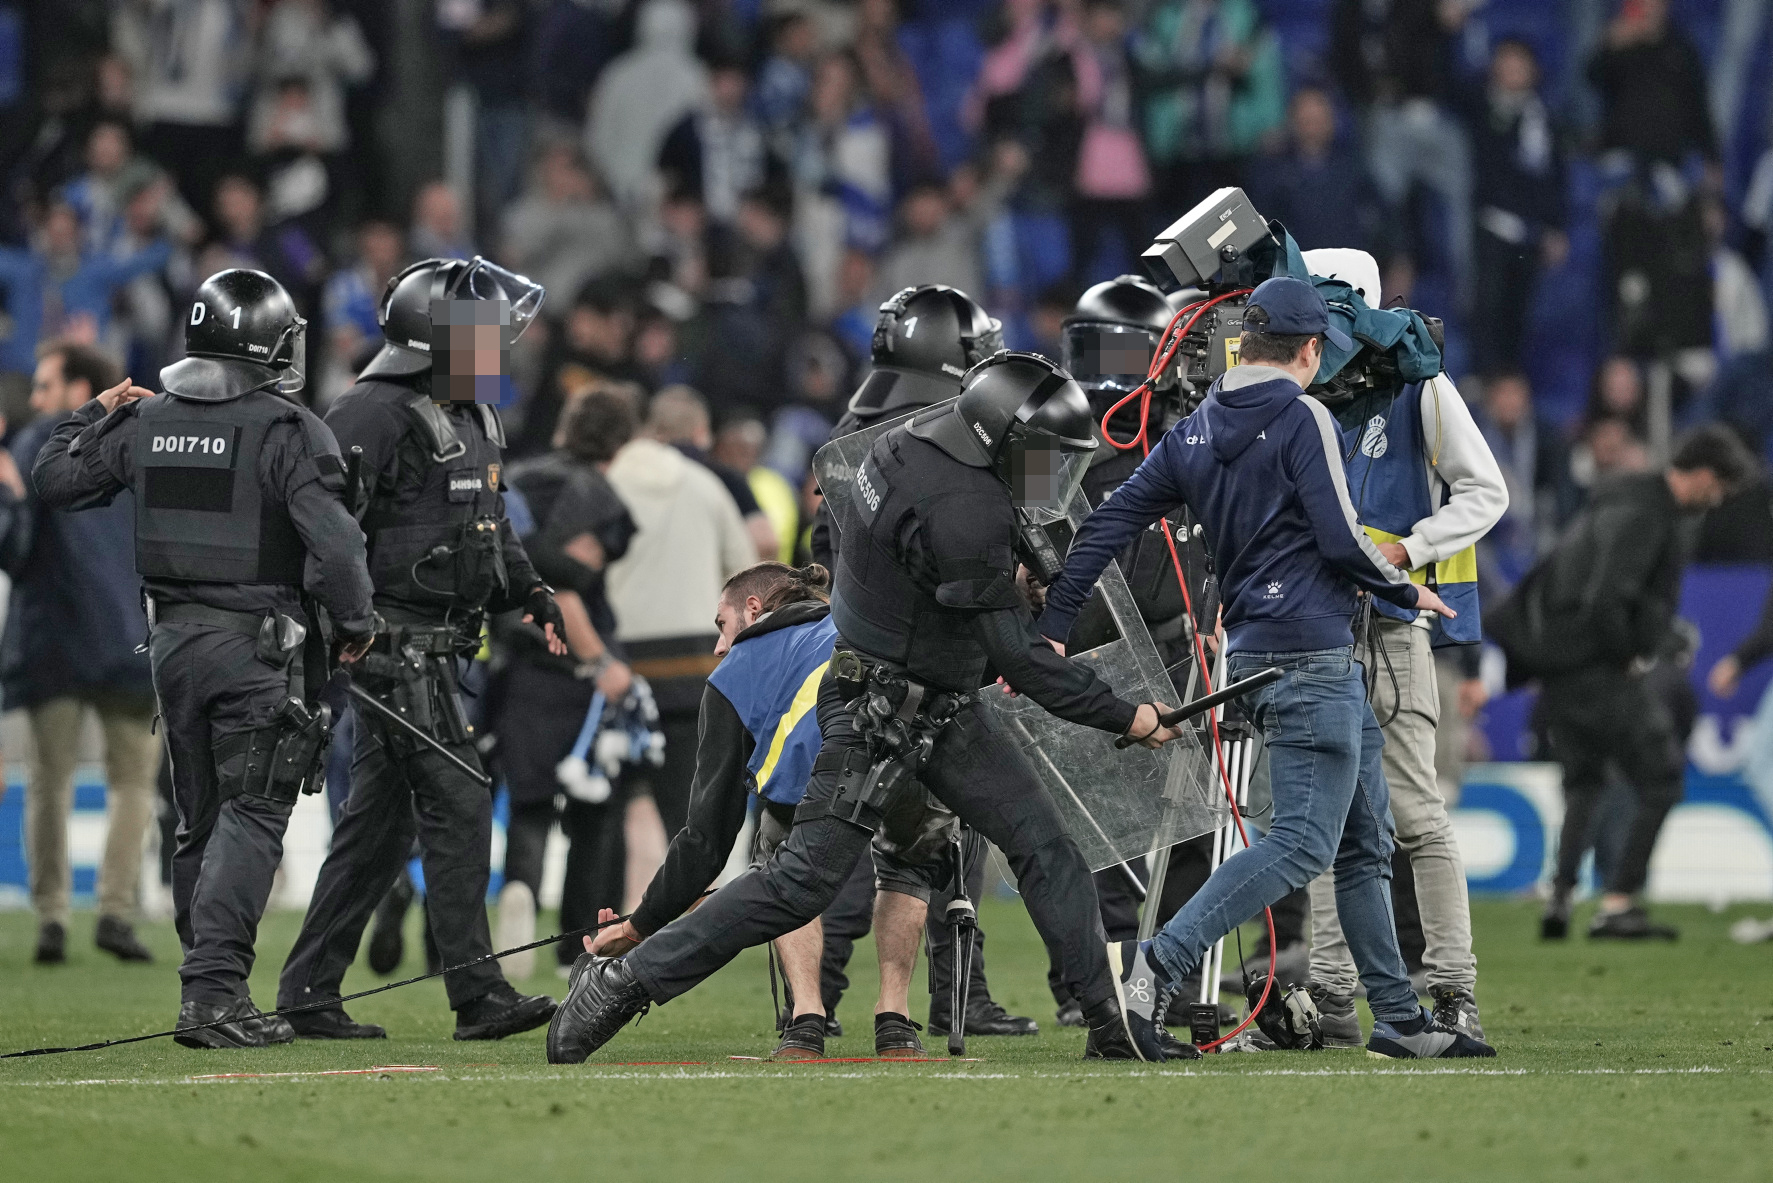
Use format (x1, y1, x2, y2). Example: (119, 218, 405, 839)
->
(1243, 276, 1353, 351)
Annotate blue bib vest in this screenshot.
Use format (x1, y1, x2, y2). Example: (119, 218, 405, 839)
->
(706, 614, 838, 805)
(1339, 381, 1481, 646)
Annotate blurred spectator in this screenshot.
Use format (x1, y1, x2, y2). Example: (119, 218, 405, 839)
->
(1068, 0, 1149, 284)
(0, 201, 171, 383)
(113, 0, 252, 217)
(828, 247, 878, 360)
(1453, 38, 1569, 375)
(649, 385, 776, 560)
(60, 121, 188, 253)
(500, 140, 635, 306)
(659, 60, 770, 228)
(439, 0, 532, 237)
(1134, 0, 1285, 206)
(1, 341, 160, 965)
(247, 0, 374, 157)
(688, 188, 808, 409)
(587, 0, 709, 212)
(409, 179, 473, 260)
(322, 218, 406, 389)
(791, 52, 892, 318)
(872, 141, 1027, 304)
(1330, 0, 1472, 297)
(515, 281, 642, 459)
(1583, 354, 1650, 441)
(531, 0, 626, 125)
(1475, 370, 1574, 580)
(106, 172, 197, 379)
(647, 191, 712, 301)
(855, 0, 940, 188)
(713, 413, 799, 563)
(1703, 195, 1768, 361)
(1585, 0, 1716, 169)
(210, 172, 326, 309)
(632, 302, 692, 390)
(753, 11, 820, 155)
(1244, 86, 1383, 254)
(604, 386, 754, 838)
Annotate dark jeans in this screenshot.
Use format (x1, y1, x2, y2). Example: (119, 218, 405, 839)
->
(1149, 647, 1419, 1024)
(1473, 227, 1541, 374)
(626, 674, 1114, 1011)
(633, 710, 699, 840)
(151, 622, 295, 1005)
(278, 678, 505, 1011)
(1546, 666, 1685, 897)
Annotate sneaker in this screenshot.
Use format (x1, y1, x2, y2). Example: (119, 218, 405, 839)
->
(366, 875, 413, 976)
(874, 1012, 925, 1058)
(496, 881, 537, 980)
(286, 1006, 387, 1040)
(1366, 1007, 1495, 1059)
(1054, 999, 1085, 1028)
(34, 921, 66, 964)
(1730, 915, 1773, 944)
(1428, 985, 1485, 1042)
(770, 1013, 827, 1061)
(1309, 983, 1361, 1048)
(95, 916, 154, 962)
(546, 955, 652, 1064)
(1588, 905, 1678, 941)
(454, 985, 557, 1041)
(1105, 940, 1168, 1062)
(174, 998, 294, 1049)
(926, 999, 1040, 1037)
(1541, 887, 1572, 941)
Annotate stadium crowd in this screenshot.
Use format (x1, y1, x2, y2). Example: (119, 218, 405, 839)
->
(1, 0, 1770, 982)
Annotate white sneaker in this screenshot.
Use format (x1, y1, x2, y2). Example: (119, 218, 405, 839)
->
(497, 881, 537, 979)
(1730, 915, 1773, 944)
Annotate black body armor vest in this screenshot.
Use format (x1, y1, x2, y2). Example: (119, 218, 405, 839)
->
(828, 428, 1019, 693)
(133, 390, 305, 584)
(354, 381, 508, 610)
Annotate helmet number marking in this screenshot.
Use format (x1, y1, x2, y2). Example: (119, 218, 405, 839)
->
(230, 307, 242, 329)
(902, 315, 917, 338)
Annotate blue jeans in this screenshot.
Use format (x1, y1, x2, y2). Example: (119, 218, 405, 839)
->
(1149, 646, 1419, 1024)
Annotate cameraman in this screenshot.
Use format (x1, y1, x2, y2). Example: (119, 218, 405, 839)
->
(1492, 425, 1757, 940)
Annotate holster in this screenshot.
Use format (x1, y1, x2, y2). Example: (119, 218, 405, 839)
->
(358, 623, 475, 747)
(215, 696, 333, 806)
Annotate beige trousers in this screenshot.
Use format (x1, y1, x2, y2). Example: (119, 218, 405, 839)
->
(25, 694, 161, 926)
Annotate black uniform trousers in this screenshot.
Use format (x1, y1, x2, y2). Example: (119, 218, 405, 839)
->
(1545, 666, 1685, 898)
(278, 674, 505, 1011)
(152, 621, 298, 1005)
(626, 672, 1114, 1011)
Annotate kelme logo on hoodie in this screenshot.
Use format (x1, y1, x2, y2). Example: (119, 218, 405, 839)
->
(1264, 581, 1284, 600)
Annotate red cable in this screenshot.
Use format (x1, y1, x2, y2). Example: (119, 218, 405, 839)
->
(1112, 287, 1272, 1052)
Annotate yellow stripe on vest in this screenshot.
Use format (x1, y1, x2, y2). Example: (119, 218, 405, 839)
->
(755, 660, 830, 792)
(1361, 525, 1479, 586)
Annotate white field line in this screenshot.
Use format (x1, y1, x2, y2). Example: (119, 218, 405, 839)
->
(2, 1065, 1766, 1088)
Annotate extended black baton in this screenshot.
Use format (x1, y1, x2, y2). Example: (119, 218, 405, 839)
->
(344, 676, 493, 786)
(1113, 666, 1283, 749)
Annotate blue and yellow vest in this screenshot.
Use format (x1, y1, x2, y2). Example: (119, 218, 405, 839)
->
(705, 613, 838, 805)
(1339, 381, 1481, 646)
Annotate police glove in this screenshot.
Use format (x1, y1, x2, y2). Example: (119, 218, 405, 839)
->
(524, 584, 569, 656)
(337, 612, 385, 665)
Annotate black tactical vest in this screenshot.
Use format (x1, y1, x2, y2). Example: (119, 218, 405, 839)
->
(829, 429, 1019, 693)
(133, 390, 305, 583)
(354, 383, 508, 610)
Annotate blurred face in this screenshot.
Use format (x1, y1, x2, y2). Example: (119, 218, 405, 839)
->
(711, 68, 748, 115)
(812, 55, 855, 122)
(1485, 376, 1530, 431)
(1291, 90, 1335, 154)
(1491, 44, 1537, 94)
(215, 178, 262, 239)
(1588, 418, 1646, 475)
(713, 420, 765, 471)
(779, 17, 816, 60)
(634, 317, 677, 367)
(431, 298, 510, 404)
(123, 181, 166, 235)
(567, 305, 632, 358)
(860, 0, 896, 32)
(738, 200, 786, 251)
(838, 248, 873, 306)
(87, 124, 129, 176)
(361, 222, 404, 274)
(903, 189, 947, 237)
(1084, 2, 1124, 43)
(713, 592, 764, 657)
(416, 184, 460, 239)
(31, 353, 91, 416)
(43, 204, 81, 254)
(1669, 467, 1728, 510)
(1599, 356, 1642, 416)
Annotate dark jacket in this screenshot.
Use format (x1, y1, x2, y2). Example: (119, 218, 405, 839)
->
(1, 411, 153, 708)
(1451, 81, 1566, 239)
(1586, 30, 1717, 165)
(1488, 472, 1693, 682)
(1040, 365, 1419, 655)
(505, 451, 636, 659)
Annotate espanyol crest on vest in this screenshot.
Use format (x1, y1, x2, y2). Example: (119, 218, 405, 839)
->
(1339, 381, 1481, 646)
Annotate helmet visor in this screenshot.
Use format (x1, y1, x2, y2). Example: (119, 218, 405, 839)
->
(1060, 323, 1158, 394)
(273, 317, 307, 396)
(448, 257, 546, 341)
(1006, 434, 1091, 523)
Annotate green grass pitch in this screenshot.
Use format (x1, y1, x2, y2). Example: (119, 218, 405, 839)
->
(2, 897, 1770, 1181)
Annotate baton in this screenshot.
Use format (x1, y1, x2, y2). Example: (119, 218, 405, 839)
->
(344, 677, 493, 786)
(1113, 666, 1283, 749)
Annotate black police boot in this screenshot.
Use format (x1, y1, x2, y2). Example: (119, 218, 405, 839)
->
(366, 873, 414, 976)
(928, 997, 1040, 1037)
(174, 999, 294, 1049)
(287, 1006, 388, 1040)
(1081, 998, 1149, 1062)
(770, 1013, 828, 1061)
(34, 921, 66, 964)
(874, 1012, 926, 1058)
(547, 954, 653, 1064)
(454, 985, 558, 1041)
(1155, 1025, 1203, 1060)
(95, 916, 154, 963)
(1588, 905, 1679, 941)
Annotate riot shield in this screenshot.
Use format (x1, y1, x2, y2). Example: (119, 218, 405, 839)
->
(813, 409, 1226, 872)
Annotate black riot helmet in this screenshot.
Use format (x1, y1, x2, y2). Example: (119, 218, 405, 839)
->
(1060, 274, 1177, 404)
(160, 269, 307, 402)
(361, 255, 545, 380)
(908, 351, 1096, 520)
(848, 285, 1005, 421)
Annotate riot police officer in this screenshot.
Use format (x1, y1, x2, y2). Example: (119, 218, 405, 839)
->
(548, 353, 1189, 1065)
(276, 256, 566, 1040)
(33, 268, 380, 1048)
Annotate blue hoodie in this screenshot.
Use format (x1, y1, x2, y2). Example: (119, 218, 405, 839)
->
(1039, 365, 1419, 655)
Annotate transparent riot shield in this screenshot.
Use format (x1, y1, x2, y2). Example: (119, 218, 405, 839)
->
(813, 410, 1226, 872)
